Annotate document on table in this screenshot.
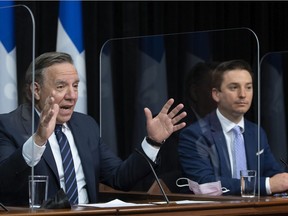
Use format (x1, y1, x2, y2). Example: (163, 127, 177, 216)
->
(79, 199, 217, 208)
(152, 200, 217, 205)
(79, 199, 153, 208)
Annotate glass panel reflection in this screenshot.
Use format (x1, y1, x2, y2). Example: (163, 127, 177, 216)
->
(0, 4, 35, 207)
(100, 28, 260, 195)
(260, 52, 288, 165)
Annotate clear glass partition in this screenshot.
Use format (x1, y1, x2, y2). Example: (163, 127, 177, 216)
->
(0, 4, 35, 115)
(0, 3, 35, 207)
(100, 28, 260, 196)
(260, 52, 288, 167)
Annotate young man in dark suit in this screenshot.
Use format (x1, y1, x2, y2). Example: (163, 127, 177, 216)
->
(179, 59, 288, 195)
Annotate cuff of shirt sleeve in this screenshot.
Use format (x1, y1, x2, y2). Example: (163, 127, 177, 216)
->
(22, 135, 47, 167)
(265, 177, 272, 195)
(141, 137, 160, 162)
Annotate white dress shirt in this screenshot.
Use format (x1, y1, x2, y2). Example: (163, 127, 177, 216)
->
(216, 108, 271, 194)
(22, 117, 159, 204)
(23, 123, 89, 203)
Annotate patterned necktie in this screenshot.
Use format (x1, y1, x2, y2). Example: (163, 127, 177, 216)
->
(54, 124, 78, 204)
(232, 126, 247, 179)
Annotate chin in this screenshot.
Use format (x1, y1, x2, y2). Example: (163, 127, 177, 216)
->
(235, 110, 248, 115)
(57, 115, 73, 124)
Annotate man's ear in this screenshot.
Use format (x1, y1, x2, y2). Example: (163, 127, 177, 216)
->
(212, 88, 220, 103)
(30, 82, 41, 100)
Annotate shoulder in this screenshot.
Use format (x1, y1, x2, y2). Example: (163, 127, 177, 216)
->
(244, 118, 262, 131)
(244, 118, 267, 136)
(181, 112, 214, 132)
(70, 112, 99, 129)
(0, 104, 29, 123)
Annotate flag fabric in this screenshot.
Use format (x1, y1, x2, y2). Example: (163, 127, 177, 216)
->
(57, 0, 87, 113)
(0, 1, 18, 114)
(133, 36, 168, 146)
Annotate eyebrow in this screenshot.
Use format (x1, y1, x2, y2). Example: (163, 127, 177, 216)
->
(55, 80, 67, 85)
(55, 79, 80, 84)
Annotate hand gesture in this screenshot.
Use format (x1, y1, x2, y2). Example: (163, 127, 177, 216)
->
(34, 92, 59, 146)
(144, 98, 186, 143)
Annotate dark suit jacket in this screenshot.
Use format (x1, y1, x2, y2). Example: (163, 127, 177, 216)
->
(178, 110, 285, 195)
(0, 104, 152, 206)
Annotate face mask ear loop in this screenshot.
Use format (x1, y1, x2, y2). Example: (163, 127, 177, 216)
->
(222, 187, 230, 193)
(176, 177, 190, 187)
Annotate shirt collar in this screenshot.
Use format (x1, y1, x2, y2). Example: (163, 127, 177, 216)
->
(216, 108, 245, 133)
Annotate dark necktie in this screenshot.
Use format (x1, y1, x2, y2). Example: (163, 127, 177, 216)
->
(232, 126, 247, 179)
(54, 124, 78, 204)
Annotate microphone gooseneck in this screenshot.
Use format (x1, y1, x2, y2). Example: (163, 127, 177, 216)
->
(280, 158, 288, 169)
(0, 203, 8, 211)
(135, 148, 170, 204)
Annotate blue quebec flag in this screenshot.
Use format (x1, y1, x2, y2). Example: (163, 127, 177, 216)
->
(0, 1, 18, 114)
(57, 0, 87, 113)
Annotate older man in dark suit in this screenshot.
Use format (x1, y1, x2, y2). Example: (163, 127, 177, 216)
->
(0, 52, 186, 206)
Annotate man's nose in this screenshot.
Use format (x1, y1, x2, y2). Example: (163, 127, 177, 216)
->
(66, 86, 77, 99)
(238, 87, 246, 97)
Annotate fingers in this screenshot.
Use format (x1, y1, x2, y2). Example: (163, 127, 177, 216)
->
(35, 93, 59, 145)
(42, 104, 58, 126)
(159, 98, 175, 114)
(171, 110, 187, 125)
(162, 98, 186, 121)
(163, 99, 186, 132)
(173, 122, 186, 132)
(40, 91, 59, 127)
(43, 95, 55, 114)
(152, 98, 186, 125)
(144, 107, 153, 121)
(168, 103, 185, 119)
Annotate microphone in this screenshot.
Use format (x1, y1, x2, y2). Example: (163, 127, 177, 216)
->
(280, 157, 288, 169)
(135, 148, 170, 204)
(0, 203, 8, 211)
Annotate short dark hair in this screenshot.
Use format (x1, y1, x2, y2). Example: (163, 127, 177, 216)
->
(24, 52, 73, 102)
(211, 59, 253, 91)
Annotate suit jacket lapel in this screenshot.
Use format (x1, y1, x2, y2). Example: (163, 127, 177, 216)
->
(209, 112, 232, 178)
(243, 121, 258, 171)
(68, 117, 96, 201)
(42, 143, 60, 180)
(22, 105, 97, 201)
(21, 104, 60, 181)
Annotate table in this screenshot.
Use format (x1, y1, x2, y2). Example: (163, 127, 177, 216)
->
(1, 192, 288, 216)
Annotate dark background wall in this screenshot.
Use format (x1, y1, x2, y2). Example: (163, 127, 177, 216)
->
(12, 1, 288, 159)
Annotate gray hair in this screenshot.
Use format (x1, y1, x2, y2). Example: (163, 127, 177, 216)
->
(24, 52, 73, 102)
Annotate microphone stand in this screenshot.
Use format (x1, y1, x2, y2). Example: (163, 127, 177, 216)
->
(280, 158, 288, 168)
(0, 203, 8, 211)
(135, 148, 170, 204)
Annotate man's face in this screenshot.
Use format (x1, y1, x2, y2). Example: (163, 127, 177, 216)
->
(35, 62, 79, 124)
(212, 69, 253, 123)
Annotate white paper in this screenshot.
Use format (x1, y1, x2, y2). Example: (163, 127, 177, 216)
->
(78, 199, 153, 208)
(151, 200, 217, 205)
(79, 199, 217, 208)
